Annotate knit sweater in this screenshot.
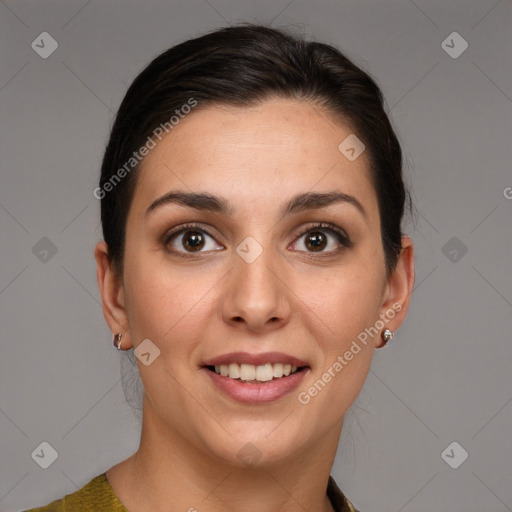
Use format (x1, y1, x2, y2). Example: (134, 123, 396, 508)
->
(24, 473, 360, 511)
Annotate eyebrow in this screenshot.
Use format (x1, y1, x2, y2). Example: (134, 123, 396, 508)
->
(145, 190, 367, 220)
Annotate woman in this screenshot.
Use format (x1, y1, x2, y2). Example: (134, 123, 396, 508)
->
(26, 23, 414, 512)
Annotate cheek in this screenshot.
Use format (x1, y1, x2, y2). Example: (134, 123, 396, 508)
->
(123, 253, 215, 354)
(307, 261, 383, 340)
(296, 283, 378, 429)
(297, 264, 382, 403)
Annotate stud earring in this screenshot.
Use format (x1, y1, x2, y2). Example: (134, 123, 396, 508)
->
(381, 329, 394, 346)
(113, 333, 123, 350)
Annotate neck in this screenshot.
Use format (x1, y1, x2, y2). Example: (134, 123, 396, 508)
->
(107, 401, 343, 512)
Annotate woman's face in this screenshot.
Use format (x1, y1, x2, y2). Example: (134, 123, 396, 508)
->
(112, 98, 409, 466)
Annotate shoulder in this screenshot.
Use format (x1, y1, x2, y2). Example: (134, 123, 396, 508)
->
(327, 475, 362, 512)
(23, 473, 127, 512)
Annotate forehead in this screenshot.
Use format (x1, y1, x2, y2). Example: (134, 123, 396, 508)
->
(130, 98, 378, 221)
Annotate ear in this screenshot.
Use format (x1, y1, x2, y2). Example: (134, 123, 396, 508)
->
(94, 240, 133, 349)
(375, 235, 415, 348)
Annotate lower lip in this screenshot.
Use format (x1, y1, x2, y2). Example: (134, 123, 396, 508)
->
(202, 367, 309, 404)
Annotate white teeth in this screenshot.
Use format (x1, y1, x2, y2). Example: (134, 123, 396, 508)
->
(256, 363, 273, 382)
(240, 364, 256, 381)
(228, 363, 240, 379)
(273, 363, 284, 378)
(213, 362, 301, 381)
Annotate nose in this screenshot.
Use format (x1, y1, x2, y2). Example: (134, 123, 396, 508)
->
(221, 244, 292, 333)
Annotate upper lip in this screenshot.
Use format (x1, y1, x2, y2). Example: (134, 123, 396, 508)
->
(202, 351, 309, 367)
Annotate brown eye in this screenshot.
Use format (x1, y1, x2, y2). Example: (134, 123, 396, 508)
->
(291, 222, 352, 254)
(163, 223, 224, 258)
(304, 231, 328, 252)
(182, 231, 206, 252)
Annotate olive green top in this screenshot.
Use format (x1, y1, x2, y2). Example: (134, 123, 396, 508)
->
(24, 473, 360, 511)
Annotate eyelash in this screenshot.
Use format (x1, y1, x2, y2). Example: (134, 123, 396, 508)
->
(163, 222, 351, 260)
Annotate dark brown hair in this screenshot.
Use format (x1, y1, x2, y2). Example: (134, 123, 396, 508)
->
(99, 23, 410, 275)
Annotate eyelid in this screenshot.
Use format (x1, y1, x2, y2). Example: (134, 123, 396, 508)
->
(163, 223, 220, 247)
(294, 221, 351, 247)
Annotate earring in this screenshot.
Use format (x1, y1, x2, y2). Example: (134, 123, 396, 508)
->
(381, 329, 394, 346)
(113, 333, 123, 350)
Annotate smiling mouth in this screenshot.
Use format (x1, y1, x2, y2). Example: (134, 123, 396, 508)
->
(204, 363, 308, 383)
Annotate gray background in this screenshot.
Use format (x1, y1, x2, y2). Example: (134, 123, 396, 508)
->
(1, 1, 511, 511)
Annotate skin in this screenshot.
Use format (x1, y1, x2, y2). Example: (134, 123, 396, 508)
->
(95, 97, 414, 512)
